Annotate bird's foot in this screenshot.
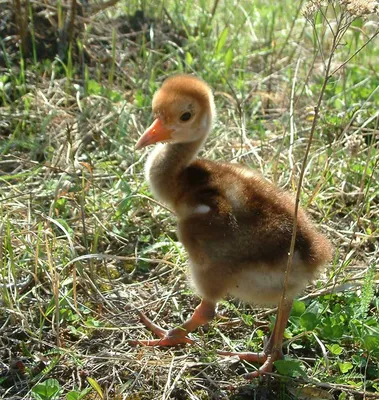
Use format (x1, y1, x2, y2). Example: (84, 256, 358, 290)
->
(217, 350, 268, 363)
(217, 348, 283, 379)
(129, 311, 194, 346)
(243, 354, 277, 379)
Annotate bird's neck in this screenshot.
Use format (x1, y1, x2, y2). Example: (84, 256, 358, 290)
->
(145, 137, 205, 207)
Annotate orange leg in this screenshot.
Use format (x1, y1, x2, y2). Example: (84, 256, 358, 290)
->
(218, 299, 293, 379)
(130, 299, 216, 346)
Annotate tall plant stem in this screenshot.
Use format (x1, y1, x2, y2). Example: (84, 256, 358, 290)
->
(272, 17, 343, 347)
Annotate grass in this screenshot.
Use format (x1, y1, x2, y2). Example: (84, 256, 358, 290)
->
(0, 0, 378, 399)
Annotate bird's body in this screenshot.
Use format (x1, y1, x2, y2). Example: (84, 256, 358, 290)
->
(133, 74, 333, 378)
(148, 152, 329, 306)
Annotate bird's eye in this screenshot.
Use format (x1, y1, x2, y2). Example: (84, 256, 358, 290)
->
(180, 112, 192, 122)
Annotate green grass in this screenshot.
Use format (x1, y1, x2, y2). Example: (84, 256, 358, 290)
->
(0, 1, 378, 399)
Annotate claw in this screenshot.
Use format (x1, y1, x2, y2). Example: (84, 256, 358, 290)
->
(217, 350, 268, 363)
(218, 349, 282, 379)
(137, 311, 169, 338)
(243, 356, 275, 379)
(130, 311, 195, 346)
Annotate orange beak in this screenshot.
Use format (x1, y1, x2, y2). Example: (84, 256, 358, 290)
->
(135, 118, 174, 150)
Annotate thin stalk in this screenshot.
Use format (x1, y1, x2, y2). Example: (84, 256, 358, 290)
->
(28, 2, 37, 65)
(67, 0, 77, 47)
(109, 27, 117, 85)
(45, 227, 60, 347)
(13, 0, 28, 55)
(275, 0, 305, 63)
(210, 0, 220, 20)
(273, 16, 342, 348)
(331, 29, 379, 76)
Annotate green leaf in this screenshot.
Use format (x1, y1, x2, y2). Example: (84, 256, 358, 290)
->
(21, 341, 33, 357)
(55, 219, 73, 235)
(87, 79, 102, 95)
(32, 379, 61, 400)
(0, 74, 9, 84)
(241, 313, 254, 326)
(300, 312, 318, 330)
(134, 90, 145, 107)
(106, 89, 122, 102)
(292, 300, 306, 316)
(66, 387, 92, 400)
(87, 377, 103, 399)
(85, 318, 103, 328)
(305, 300, 320, 315)
(274, 359, 307, 378)
(185, 52, 193, 66)
(66, 391, 80, 400)
(326, 343, 343, 355)
(116, 197, 132, 216)
(139, 241, 172, 255)
(338, 361, 353, 374)
(359, 264, 376, 317)
(224, 48, 233, 71)
(362, 335, 379, 354)
(215, 27, 229, 54)
(322, 322, 344, 339)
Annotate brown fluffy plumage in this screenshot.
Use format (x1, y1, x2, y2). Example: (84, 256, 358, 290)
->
(176, 159, 331, 305)
(133, 74, 333, 378)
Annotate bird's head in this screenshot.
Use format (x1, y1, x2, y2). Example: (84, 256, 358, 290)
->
(136, 74, 216, 149)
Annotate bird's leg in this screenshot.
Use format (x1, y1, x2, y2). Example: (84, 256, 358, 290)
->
(218, 298, 293, 379)
(130, 299, 216, 346)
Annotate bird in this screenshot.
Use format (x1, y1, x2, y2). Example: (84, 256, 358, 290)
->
(132, 74, 333, 378)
